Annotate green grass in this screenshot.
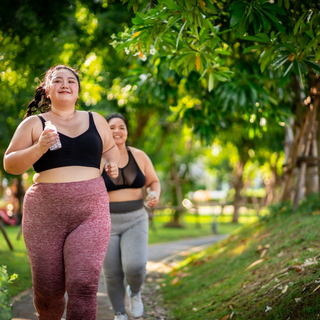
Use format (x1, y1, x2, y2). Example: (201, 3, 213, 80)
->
(0, 226, 32, 297)
(149, 216, 242, 244)
(161, 195, 320, 320)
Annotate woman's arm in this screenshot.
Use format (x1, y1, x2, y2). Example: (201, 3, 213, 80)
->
(3, 117, 58, 175)
(138, 150, 161, 208)
(92, 112, 120, 178)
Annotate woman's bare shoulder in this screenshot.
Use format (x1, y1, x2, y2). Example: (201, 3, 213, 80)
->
(128, 146, 149, 161)
(17, 114, 42, 129)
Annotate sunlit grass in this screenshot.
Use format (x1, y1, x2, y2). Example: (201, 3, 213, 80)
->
(0, 225, 32, 297)
(161, 200, 320, 319)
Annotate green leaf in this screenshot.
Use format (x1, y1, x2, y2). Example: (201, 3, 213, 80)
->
(261, 3, 286, 15)
(284, 0, 290, 10)
(280, 43, 297, 54)
(230, 6, 246, 27)
(176, 20, 187, 49)
(214, 72, 229, 82)
(271, 55, 289, 70)
(164, 0, 181, 11)
(316, 48, 320, 61)
(293, 11, 308, 35)
(252, 11, 261, 33)
(215, 50, 231, 56)
(234, 16, 249, 38)
(243, 44, 266, 54)
(261, 9, 286, 34)
(260, 47, 274, 72)
(208, 73, 214, 92)
(242, 34, 270, 43)
(132, 15, 144, 25)
(304, 60, 320, 75)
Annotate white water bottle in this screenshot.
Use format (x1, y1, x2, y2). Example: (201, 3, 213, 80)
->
(144, 191, 157, 207)
(44, 121, 62, 151)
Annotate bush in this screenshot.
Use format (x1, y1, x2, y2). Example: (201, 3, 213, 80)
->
(0, 265, 17, 320)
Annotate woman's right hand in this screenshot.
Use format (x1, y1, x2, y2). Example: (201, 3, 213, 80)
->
(37, 129, 59, 153)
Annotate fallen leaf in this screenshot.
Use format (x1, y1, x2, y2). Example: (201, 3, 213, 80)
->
(221, 315, 229, 320)
(260, 249, 268, 258)
(312, 285, 320, 293)
(256, 245, 264, 252)
(277, 251, 284, 257)
(295, 297, 302, 303)
(312, 210, 320, 215)
(282, 285, 288, 294)
(170, 278, 181, 286)
(246, 259, 266, 270)
(198, 300, 215, 310)
(257, 233, 272, 241)
(230, 311, 234, 319)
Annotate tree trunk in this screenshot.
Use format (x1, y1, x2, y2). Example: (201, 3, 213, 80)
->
(305, 125, 318, 196)
(232, 160, 245, 223)
(293, 104, 317, 210)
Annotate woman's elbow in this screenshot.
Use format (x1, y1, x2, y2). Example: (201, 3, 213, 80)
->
(3, 160, 23, 175)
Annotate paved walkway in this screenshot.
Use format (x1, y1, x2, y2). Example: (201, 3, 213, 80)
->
(12, 234, 226, 320)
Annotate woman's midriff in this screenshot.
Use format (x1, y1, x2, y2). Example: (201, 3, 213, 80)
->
(108, 188, 143, 202)
(33, 166, 101, 183)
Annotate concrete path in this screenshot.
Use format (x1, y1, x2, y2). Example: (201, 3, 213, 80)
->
(12, 234, 226, 320)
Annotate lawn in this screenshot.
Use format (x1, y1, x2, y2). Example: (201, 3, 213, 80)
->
(161, 196, 320, 319)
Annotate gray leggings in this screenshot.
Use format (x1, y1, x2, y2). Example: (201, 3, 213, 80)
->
(102, 207, 148, 315)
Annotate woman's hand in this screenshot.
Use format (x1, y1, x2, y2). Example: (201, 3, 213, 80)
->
(146, 197, 159, 208)
(105, 163, 119, 178)
(145, 191, 159, 208)
(37, 129, 59, 153)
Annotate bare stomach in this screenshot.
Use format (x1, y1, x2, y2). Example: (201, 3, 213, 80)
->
(107, 188, 144, 202)
(33, 166, 101, 183)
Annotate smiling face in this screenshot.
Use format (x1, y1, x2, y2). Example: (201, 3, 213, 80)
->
(108, 117, 128, 146)
(46, 69, 79, 106)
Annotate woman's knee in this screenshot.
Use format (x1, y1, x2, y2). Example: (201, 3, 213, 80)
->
(124, 264, 146, 280)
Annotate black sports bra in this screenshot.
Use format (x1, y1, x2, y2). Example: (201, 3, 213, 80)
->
(102, 148, 146, 191)
(33, 112, 103, 173)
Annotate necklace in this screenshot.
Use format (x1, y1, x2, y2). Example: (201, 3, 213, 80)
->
(50, 109, 76, 119)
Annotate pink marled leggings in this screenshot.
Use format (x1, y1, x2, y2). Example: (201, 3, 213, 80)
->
(22, 177, 110, 320)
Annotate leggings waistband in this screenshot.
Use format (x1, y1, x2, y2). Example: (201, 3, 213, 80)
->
(110, 199, 144, 214)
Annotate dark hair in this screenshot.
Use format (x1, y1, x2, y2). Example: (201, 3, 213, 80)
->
(24, 65, 80, 119)
(106, 113, 129, 136)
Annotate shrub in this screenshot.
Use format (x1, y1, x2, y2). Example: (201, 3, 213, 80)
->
(0, 265, 17, 320)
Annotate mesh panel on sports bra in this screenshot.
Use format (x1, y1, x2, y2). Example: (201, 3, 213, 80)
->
(111, 151, 139, 185)
(102, 148, 146, 191)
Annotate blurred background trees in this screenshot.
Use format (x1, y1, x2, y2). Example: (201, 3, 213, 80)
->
(1, 0, 320, 225)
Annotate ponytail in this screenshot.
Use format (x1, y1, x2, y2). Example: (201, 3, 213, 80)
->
(23, 86, 51, 119)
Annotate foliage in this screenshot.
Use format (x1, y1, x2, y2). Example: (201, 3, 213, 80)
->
(116, 0, 320, 89)
(0, 265, 17, 320)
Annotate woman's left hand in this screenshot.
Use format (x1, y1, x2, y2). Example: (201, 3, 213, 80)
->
(105, 163, 119, 178)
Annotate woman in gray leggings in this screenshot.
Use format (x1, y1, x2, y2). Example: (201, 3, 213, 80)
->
(102, 113, 161, 320)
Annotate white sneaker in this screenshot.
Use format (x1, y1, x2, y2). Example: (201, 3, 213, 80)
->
(114, 313, 128, 320)
(126, 285, 144, 318)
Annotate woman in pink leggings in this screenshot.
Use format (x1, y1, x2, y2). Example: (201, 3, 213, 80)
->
(3, 65, 119, 320)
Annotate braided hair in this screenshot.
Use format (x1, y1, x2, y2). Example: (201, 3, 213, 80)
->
(23, 65, 80, 119)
